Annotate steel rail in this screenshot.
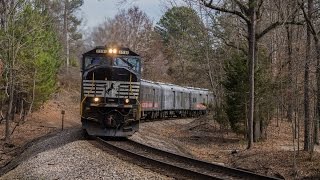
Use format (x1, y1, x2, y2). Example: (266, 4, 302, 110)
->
(96, 137, 282, 180)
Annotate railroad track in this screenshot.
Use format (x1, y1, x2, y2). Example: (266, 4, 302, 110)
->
(96, 137, 282, 180)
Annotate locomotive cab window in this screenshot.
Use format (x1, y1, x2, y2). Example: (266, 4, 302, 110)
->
(114, 57, 141, 73)
(83, 55, 141, 74)
(83, 56, 113, 69)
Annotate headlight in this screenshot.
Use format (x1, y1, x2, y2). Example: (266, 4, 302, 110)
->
(108, 48, 117, 54)
(93, 97, 100, 102)
(125, 98, 130, 104)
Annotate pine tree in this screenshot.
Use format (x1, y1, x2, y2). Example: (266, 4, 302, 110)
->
(223, 51, 274, 139)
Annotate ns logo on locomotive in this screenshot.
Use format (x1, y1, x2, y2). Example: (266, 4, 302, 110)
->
(80, 46, 214, 137)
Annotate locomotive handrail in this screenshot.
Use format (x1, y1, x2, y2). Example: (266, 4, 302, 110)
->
(129, 73, 142, 121)
(80, 73, 95, 117)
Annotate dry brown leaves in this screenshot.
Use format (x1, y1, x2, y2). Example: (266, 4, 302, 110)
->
(159, 115, 320, 179)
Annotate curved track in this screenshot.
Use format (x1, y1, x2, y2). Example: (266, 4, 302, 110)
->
(96, 137, 282, 180)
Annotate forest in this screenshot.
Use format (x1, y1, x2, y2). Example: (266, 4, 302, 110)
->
(0, 0, 84, 142)
(0, 0, 320, 163)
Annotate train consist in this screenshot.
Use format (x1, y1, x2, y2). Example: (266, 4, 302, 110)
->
(140, 80, 213, 120)
(80, 46, 213, 137)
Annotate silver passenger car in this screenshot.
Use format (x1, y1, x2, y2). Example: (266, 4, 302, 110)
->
(140, 79, 214, 119)
(140, 80, 162, 119)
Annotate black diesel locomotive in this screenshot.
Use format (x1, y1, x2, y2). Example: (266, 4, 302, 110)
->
(81, 46, 141, 137)
(81, 46, 214, 137)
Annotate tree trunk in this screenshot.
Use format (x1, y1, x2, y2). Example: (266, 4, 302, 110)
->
(247, 3, 256, 149)
(286, 24, 294, 122)
(3, 0, 10, 143)
(5, 66, 13, 143)
(28, 69, 36, 114)
(304, 0, 313, 151)
(260, 110, 267, 140)
(253, 37, 262, 141)
(291, 105, 297, 176)
(314, 36, 320, 145)
(63, 0, 69, 71)
(5, 36, 13, 143)
(205, 42, 215, 94)
(254, 117, 261, 142)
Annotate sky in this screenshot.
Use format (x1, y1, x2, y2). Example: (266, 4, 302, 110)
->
(80, 0, 164, 29)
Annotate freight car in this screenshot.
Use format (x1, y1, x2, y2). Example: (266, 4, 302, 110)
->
(80, 46, 214, 137)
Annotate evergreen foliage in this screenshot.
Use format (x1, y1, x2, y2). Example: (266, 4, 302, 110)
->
(0, 2, 62, 111)
(18, 5, 61, 108)
(156, 6, 204, 44)
(223, 52, 249, 133)
(222, 51, 274, 135)
(155, 6, 209, 87)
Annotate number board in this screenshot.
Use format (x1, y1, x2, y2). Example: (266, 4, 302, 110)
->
(118, 50, 129, 55)
(95, 49, 130, 55)
(96, 49, 108, 54)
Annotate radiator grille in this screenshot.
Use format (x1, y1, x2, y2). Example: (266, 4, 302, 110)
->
(83, 80, 140, 99)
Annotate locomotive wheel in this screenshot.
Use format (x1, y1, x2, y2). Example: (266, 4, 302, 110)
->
(159, 112, 163, 119)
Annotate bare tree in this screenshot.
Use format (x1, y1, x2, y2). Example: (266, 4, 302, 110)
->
(299, 0, 320, 150)
(90, 6, 168, 80)
(198, 0, 302, 148)
(64, 0, 70, 72)
(1, 0, 14, 143)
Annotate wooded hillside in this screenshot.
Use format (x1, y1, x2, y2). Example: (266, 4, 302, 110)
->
(0, 0, 83, 142)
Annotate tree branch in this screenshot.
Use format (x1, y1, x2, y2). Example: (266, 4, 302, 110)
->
(233, 0, 249, 16)
(256, 21, 304, 40)
(298, 1, 317, 37)
(256, 0, 264, 15)
(223, 41, 248, 55)
(214, 32, 248, 55)
(200, 0, 250, 23)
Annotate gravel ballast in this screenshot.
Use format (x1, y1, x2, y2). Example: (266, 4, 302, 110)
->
(0, 129, 171, 180)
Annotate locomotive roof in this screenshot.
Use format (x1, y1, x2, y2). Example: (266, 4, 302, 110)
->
(141, 79, 209, 91)
(83, 46, 140, 56)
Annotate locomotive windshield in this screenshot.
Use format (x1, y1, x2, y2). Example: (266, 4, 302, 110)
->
(83, 55, 141, 73)
(84, 56, 113, 68)
(114, 57, 140, 72)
